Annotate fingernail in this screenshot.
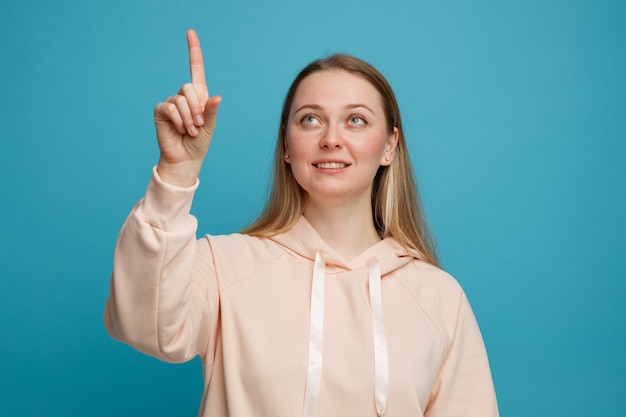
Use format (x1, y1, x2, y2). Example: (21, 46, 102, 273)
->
(189, 126, 199, 136)
(195, 115, 204, 125)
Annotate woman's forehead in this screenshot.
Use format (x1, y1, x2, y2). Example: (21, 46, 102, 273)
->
(291, 70, 383, 110)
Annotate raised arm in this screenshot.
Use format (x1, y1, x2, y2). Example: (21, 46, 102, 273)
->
(154, 29, 221, 187)
(104, 30, 220, 363)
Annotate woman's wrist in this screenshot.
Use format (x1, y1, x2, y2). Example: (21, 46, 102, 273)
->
(156, 159, 202, 188)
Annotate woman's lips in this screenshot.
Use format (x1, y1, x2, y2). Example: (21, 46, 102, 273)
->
(314, 161, 349, 169)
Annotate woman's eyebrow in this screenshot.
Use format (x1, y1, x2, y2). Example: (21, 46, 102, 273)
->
(346, 103, 375, 114)
(294, 103, 375, 114)
(294, 104, 323, 113)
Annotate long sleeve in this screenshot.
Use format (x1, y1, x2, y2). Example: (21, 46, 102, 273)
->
(104, 167, 219, 364)
(425, 291, 499, 417)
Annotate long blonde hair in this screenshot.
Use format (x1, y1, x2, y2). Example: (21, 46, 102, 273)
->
(242, 54, 439, 267)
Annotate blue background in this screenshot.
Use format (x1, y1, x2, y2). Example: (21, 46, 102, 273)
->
(1, 0, 624, 415)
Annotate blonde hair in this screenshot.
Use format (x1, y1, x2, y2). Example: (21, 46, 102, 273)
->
(242, 54, 439, 267)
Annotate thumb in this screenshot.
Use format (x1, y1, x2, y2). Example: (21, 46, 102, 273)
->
(201, 95, 221, 136)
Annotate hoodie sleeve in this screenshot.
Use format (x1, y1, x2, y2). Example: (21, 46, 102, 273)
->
(425, 291, 499, 417)
(104, 167, 219, 364)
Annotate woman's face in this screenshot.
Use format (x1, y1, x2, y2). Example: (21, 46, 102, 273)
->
(284, 70, 398, 205)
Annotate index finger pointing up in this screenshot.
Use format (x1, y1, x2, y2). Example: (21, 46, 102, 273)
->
(186, 29, 207, 89)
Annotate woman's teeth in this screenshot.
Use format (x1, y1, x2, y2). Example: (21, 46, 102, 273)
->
(315, 162, 347, 169)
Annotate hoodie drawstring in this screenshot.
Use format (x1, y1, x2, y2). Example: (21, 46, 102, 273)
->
(302, 252, 389, 417)
(368, 257, 389, 416)
(303, 252, 326, 417)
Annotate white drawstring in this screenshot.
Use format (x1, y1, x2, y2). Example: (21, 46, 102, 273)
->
(368, 258, 389, 416)
(302, 254, 389, 417)
(303, 252, 326, 417)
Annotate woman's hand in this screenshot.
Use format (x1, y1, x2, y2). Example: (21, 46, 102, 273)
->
(154, 29, 221, 187)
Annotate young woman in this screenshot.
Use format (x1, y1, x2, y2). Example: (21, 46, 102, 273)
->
(105, 29, 499, 417)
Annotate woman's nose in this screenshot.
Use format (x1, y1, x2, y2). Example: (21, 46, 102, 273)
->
(319, 124, 342, 149)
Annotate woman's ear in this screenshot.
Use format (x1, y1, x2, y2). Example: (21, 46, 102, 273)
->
(380, 127, 399, 166)
(283, 137, 291, 163)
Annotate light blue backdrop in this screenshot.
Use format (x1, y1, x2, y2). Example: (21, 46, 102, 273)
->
(1, 0, 624, 415)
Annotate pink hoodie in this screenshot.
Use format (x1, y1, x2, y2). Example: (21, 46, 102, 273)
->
(104, 168, 499, 417)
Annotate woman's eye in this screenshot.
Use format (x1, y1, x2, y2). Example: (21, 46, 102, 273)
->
(348, 116, 366, 125)
(301, 115, 320, 125)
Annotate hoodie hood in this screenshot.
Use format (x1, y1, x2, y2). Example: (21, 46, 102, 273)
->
(269, 216, 423, 417)
(269, 216, 422, 274)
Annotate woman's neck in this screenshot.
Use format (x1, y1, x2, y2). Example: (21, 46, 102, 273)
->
(303, 197, 381, 261)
